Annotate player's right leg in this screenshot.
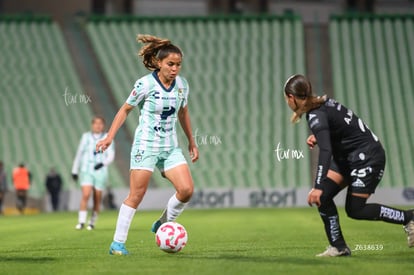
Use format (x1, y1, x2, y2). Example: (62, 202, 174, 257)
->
(109, 169, 152, 255)
(316, 170, 351, 257)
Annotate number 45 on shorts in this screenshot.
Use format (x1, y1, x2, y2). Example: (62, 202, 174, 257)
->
(351, 167, 372, 178)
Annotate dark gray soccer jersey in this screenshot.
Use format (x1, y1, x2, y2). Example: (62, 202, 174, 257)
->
(306, 98, 381, 189)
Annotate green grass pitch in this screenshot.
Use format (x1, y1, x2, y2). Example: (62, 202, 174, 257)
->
(0, 207, 413, 275)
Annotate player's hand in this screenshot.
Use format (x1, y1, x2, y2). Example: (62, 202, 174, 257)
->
(307, 188, 322, 207)
(306, 135, 317, 149)
(96, 137, 112, 153)
(189, 143, 199, 163)
(72, 174, 78, 181)
(94, 163, 104, 170)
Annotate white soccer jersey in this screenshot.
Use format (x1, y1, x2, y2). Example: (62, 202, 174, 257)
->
(126, 71, 189, 152)
(71, 132, 115, 174)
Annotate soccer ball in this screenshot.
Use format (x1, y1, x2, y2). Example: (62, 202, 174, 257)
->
(155, 222, 188, 253)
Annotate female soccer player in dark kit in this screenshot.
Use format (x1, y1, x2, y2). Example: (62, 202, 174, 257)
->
(283, 74, 414, 257)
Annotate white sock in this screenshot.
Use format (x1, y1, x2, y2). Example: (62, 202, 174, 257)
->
(78, 210, 87, 224)
(113, 203, 136, 243)
(166, 194, 187, 222)
(89, 211, 98, 226)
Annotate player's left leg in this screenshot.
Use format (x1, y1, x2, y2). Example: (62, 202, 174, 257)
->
(345, 193, 414, 246)
(0, 192, 4, 214)
(152, 149, 193, 233)
(345, 160, 414, 247)
(16, 190, 26, 214)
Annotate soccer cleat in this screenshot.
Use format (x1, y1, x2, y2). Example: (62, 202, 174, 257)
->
(316, 246, 351, 257)
(403, 219, 414, 247)
(75, 223, 84, 230)
(87, 224, 95, 231)
(151, 220, 162, 233)
(109, 241, 129, 255)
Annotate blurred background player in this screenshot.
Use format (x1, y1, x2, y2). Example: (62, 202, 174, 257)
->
(72, 116, 115, 230)
(283, 74, 414, 257)
(45, 167, 63, 212)
(12, 163, 31, 214)
(0, 161, 7, 215)
(96, 34, 199, 255)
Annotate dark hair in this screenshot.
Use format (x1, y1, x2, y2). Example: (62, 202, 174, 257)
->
(284, 74, 326, 123)
(284, 74, 312, 99)
(92, 116, 105, 125)
(137, 34, 182, 71)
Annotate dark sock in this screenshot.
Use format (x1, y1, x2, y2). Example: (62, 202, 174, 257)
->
(318, 178, 347, 249)
(319, 201, 348, 249)
(346, 195, 413, 225)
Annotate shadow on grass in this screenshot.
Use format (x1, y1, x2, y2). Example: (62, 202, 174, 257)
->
(0, 256, 56, 263)
(180, 253, 335, 266)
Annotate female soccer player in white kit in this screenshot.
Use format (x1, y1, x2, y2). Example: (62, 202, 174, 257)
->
(96, 35, 199, 255)
(72, 116, 115, 230)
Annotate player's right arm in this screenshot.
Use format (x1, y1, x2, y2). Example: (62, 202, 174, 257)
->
(72, 134, 87, 180)
(306, 134, 317, 149)
(96, 103, 134, 152)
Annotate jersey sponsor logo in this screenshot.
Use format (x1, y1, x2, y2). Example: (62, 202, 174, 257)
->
(316, 165, 323, 184)
(328, 215, 341, 242)
(351, 178, 366, 188)
(326, 98, 336, 107)
(308, 113, 317, 120)
(336, 103, 342, 111)
(377, 169, 384, 180)
(154, 125, 173, 133)
(160, 106, 176, 119)
(344, 109, 353, 125)
(309, 118, 319, 129)
(379, 206, 405, 222)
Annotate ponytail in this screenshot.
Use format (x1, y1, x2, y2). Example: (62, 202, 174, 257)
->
(137, 34, 182, 71)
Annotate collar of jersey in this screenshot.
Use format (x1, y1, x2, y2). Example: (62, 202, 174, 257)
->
(152, 70, 176, 93)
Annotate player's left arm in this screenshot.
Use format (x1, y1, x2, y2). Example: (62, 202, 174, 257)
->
(178, 106, 198, 163)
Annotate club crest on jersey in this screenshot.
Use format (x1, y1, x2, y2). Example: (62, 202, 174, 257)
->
(178, 88, 184, 99)
(134, 150, 145, 162)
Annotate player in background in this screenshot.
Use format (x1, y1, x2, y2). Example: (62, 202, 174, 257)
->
(283, 74, 414, 257)
(12, 163, 31, 214)
(96, 34, 198, 256)
(0, 161, 8, 215)
(72, 116, 115, 230)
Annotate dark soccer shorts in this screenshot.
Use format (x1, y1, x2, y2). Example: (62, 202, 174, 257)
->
(330, 145, 386, 194)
